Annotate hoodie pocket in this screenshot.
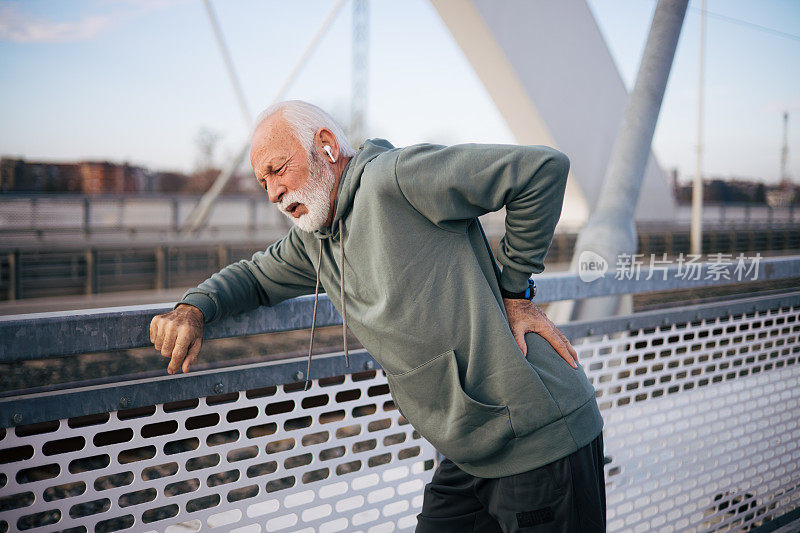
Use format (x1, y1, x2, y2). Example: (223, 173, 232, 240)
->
(385, 349, 515, 463)
(523, 332, 597, 416)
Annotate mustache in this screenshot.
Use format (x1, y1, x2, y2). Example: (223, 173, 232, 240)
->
(278, 192, 304, 213)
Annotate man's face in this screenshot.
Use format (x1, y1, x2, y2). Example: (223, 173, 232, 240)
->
(250, 114, 336, 232)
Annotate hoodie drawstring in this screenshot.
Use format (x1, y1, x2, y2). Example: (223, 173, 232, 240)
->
(339, 218, 350, 369)
(304, 218, 350, 391)
(305, 244, 323, 391)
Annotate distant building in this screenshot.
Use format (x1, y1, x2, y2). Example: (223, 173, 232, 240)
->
(155, 171, 190, 193)
(766, 179, 798, 207)
(674, 176, 798, 206)
(1, 157, 263, 196)
(1, 157, 82, 193)
(0, 158, 147, 194)
(79, 161, 146, 194)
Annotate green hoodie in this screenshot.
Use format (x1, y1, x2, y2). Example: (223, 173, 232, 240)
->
(180, 139, 604, 478)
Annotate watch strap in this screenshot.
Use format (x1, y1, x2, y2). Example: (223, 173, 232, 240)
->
(500, 278, 536, 300)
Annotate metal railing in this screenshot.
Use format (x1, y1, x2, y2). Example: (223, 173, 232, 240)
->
(1, 239, 275, 302)
(1, 256, 799, 532)
(0, 194, 285, 237)
(2, 195, 796, 237)
(2, 226, 798, 303)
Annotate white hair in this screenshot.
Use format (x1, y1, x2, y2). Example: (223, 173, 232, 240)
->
(253, 100, 356, 158)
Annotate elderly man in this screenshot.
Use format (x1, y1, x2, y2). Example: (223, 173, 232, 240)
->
(150, 100, 606, 532)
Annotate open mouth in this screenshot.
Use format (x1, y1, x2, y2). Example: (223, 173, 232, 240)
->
(286, 202, 302, 217)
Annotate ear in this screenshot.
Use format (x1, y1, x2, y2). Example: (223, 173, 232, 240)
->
(316, 128, 339, 163)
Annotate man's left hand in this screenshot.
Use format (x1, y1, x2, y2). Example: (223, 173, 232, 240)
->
(503, 298, 579, 369)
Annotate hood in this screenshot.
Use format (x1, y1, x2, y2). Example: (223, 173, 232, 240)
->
(312, 138, 396, 241)
(304, 138, 395, 390)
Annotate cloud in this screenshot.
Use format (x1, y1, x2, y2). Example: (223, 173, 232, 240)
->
(0, 3, 117, 43)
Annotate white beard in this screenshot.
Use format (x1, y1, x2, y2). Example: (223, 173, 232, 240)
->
(277, 151, 336, 233)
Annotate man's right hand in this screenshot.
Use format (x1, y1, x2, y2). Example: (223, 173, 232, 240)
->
(150, 304, 204, 374)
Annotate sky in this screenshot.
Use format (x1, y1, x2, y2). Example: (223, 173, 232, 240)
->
(0, 0, 798, 184)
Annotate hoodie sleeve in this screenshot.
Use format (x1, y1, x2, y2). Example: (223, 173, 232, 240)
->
(177, 226, 317, 323)
(394, 143, 569, 293)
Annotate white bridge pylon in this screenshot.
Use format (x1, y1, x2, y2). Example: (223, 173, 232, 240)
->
(430, 0, 677, 229)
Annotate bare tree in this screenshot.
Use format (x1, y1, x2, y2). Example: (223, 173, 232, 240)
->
(194, 128, 222, 173)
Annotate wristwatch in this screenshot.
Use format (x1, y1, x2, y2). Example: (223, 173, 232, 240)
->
(500, 278, 537, 300)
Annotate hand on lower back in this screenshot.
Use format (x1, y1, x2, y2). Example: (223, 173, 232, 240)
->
(502, 298, 579, 369)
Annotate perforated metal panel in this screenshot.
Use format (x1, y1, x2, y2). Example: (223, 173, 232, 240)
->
(0, 370, 436, 532)
(579, 302, 800, 531)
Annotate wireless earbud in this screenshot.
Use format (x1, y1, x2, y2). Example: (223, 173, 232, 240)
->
(323, 145, 336, 163)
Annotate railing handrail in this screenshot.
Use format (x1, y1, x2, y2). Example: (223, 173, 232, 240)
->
(2, 289, 798, 428)
(0, 192, 259, 201)
(2, 192, 794, 209)
(2, 255, 798, 363)
(2, 223, 797, 252)
(0, 233, 285, 253)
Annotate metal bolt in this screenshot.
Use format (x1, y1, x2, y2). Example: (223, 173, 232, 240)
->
(213, 383, 224, 394)
(695, 314, 701, 321)
(626, 322, 632, 330)
(587, 328, 594, 336)
(293, 371, 305, 381)
(364, 361, 375, 371)
(119, 397, 129, 408)
(12, 413, 22, 424)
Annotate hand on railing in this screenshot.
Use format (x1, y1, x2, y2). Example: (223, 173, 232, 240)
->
(149, 304, 205, 374)
(503, 298, 579, 369)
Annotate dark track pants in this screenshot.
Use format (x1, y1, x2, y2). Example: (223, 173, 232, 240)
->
(415, 432, 607, 532)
